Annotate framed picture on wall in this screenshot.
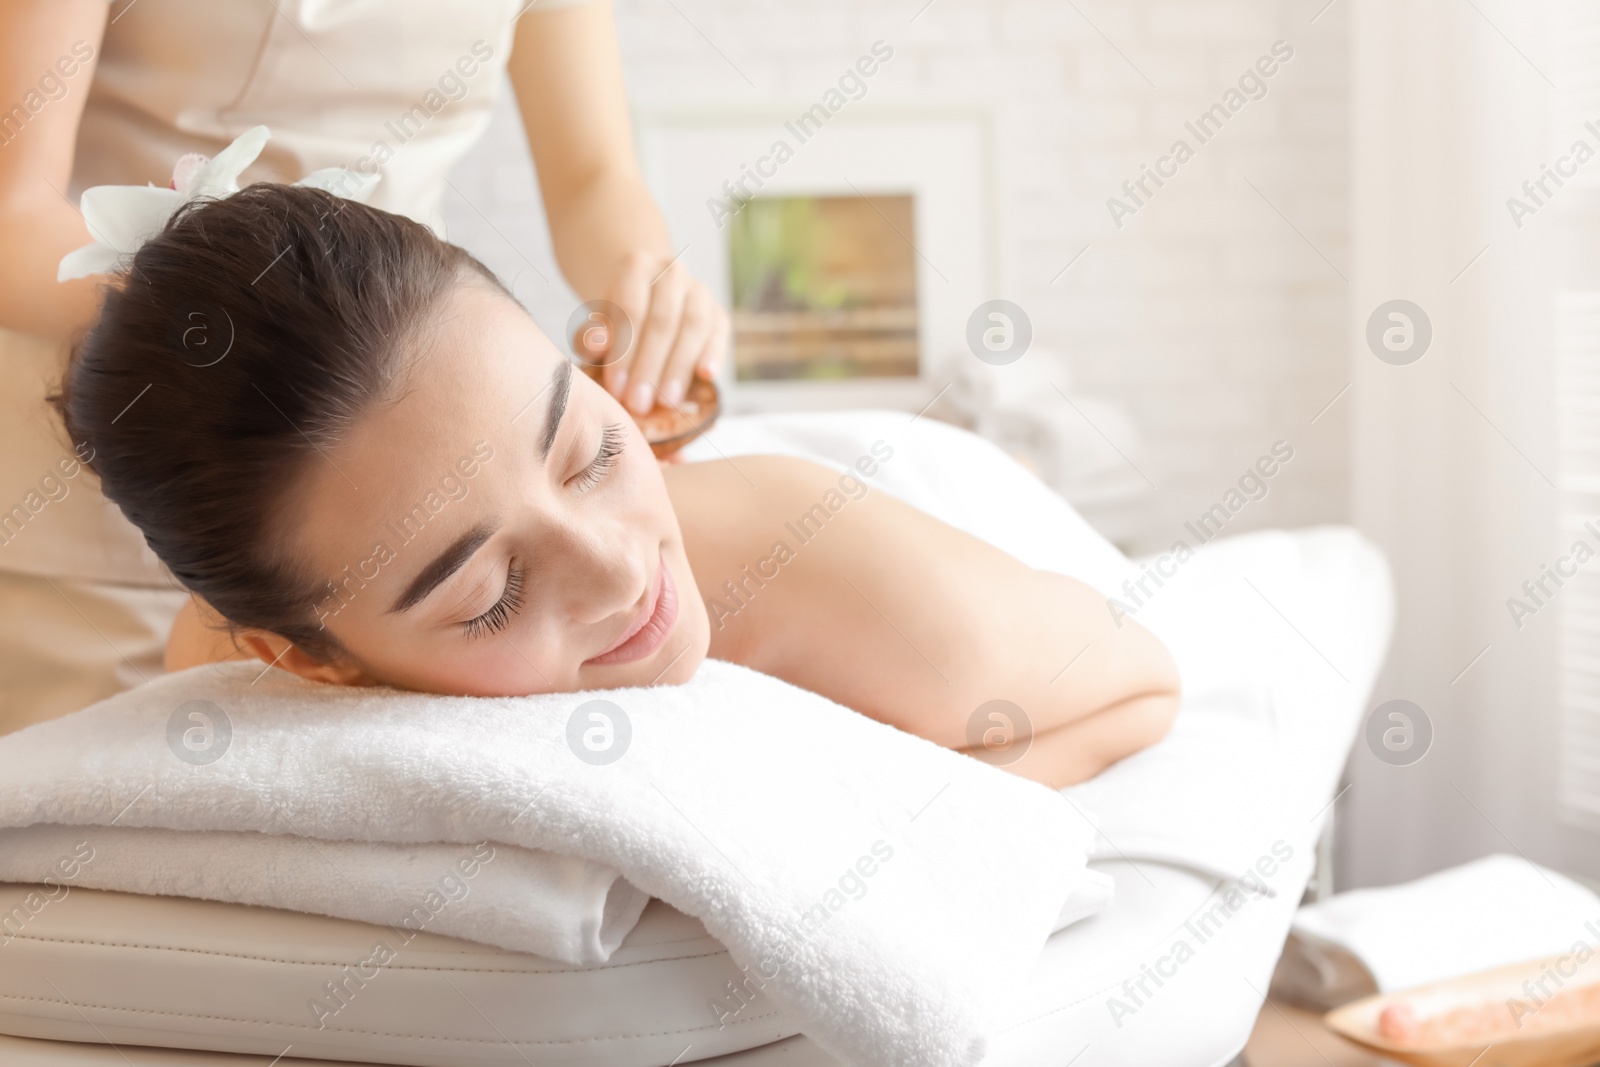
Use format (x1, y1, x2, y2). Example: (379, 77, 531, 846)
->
(634, 109, 993, 414)
(727, 192, 920, 383)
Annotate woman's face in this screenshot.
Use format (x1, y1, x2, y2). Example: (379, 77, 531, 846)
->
(281, 279, 710, 696)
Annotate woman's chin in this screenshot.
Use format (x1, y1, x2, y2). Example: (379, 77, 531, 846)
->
(656, 636, 711, 687)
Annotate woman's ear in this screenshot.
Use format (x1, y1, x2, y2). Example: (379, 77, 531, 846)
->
(236, 631, 373, 687)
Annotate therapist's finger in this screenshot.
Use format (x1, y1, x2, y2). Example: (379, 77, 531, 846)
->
(696, 301, 730, 380)
(601, 251, 654, 399)
(658, 283, 715, 407)
(625, 261, 689, 415)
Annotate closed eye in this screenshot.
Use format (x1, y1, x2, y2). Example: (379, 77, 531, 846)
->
(569, 422, 625, 493)
(462, 564, 524, 639)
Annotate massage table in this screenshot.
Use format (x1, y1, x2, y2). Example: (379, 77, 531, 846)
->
(0, 416, 1395, 1067)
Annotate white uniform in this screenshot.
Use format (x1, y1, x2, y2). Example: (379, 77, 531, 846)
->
(0, 0, 585, 731)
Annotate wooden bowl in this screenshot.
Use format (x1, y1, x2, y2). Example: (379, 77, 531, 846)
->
(576, 362, 720, 460)
(1324, 955, 1600, 1067)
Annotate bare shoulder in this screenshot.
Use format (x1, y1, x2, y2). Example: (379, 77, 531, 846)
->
(666, 447, 1044, 736)
(666, 452, 886, 502)
(664, 449, 1181, 784)
(665, 449, 912, 582)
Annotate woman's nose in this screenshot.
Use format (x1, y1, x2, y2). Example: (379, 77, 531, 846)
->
(542, 515, 648, 625)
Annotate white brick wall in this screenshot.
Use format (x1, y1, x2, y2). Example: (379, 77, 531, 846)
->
(443, 0, 1351, 553)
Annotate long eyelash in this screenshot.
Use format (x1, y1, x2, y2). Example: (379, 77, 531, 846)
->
(570, 422, 626, 493)
(462, 564, 524, 640)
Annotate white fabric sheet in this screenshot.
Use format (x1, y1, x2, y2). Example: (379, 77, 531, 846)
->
(696, 522, 1393, 1067)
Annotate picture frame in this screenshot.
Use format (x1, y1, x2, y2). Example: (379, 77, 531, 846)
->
(634, 107, 995, 414)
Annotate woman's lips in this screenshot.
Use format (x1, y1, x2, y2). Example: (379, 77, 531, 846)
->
(586, 553, 678, 667)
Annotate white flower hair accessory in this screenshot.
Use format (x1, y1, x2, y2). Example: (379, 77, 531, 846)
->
(57, 124, 381, 282)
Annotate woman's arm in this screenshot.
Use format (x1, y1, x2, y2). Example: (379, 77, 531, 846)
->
(0, 0, 108, 343)
(673, 455, 1181, 788)
(506, 2, 728, 416)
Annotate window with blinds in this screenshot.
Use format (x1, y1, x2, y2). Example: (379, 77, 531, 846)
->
(1559, 293, 1600, 828)
(1555, 1, 1600, 829)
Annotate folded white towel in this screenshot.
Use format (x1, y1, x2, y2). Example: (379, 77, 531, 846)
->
(1290, 854, 1600, 994)
(0, 823, 648, 964)
(0, 656, 1101, 1067)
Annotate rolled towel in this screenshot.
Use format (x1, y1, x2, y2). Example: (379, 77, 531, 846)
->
(1271, 854, 1600, 1009)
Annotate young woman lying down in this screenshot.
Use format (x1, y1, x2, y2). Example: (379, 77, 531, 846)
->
(55, 185, 1180, 789)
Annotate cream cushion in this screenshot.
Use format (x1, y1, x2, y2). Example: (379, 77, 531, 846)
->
(0, 884, 794, 1065)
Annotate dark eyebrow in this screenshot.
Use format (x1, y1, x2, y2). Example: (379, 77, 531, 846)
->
(387, 362, 566, 616)
(390, 520, 501, 614)
(540, 359, 573, 462)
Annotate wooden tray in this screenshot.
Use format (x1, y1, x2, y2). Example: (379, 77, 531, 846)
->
(1325, 955, 1600, 1067)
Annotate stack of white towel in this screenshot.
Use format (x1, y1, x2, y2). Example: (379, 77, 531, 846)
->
(0, 654, 1108, 1067)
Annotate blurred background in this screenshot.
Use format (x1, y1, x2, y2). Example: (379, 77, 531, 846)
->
(439, 0, 1600, 898)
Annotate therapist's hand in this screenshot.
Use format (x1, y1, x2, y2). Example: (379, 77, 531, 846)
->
(506, 2, 728, 410)
(584, 250, 728, 415)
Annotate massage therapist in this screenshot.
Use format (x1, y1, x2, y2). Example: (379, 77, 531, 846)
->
(0, 0, 728, 733)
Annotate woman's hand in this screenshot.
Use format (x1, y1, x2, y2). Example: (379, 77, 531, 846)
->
(583, 250, 729, 416)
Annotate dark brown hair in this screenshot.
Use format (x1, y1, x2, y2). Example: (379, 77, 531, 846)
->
(53, 182, 509, 659)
